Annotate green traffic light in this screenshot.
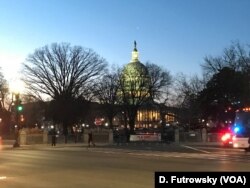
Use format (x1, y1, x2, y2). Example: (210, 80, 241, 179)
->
(17, 105, 23, 111)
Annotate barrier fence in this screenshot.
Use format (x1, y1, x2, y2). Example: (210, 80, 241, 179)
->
(1, 128, 223, 145)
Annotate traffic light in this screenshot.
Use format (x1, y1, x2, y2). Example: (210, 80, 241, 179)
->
(17, 99, 23, 112)
(17, 105, 23, 112)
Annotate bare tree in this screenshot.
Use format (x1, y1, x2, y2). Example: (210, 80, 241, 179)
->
(0, 68, 12, 136)
(173, 73, 205, 128)
(145, 62, 173, 127)
(145, 62, 172, 103)
(23, 43, 107, 100)
(202, 41, 250, 79)
(22, 43, 108, 142)
(118, 63, 151, 133)
(200, 41, 250, 124)
(94, 68, 120, 129)
(0, 68, 9, 110)
(174, 73, 205, 108)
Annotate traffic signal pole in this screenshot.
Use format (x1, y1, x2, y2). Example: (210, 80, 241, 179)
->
(13, 93, 23, 148)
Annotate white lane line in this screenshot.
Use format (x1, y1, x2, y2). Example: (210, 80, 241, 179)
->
(181, 145, 211, 153)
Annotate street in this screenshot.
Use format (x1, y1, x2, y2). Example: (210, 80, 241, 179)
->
(1, 143, 250, 188)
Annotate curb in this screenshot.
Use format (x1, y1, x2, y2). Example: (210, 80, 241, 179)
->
(1, 141, 223, 150)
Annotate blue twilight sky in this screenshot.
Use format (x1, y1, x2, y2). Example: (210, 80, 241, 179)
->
(0, 0, 250, 91)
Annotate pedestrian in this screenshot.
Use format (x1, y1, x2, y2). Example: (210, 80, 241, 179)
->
(88, 130, 95, 147)
(114, 129, 119, 144)
(51, 128, 57, 146)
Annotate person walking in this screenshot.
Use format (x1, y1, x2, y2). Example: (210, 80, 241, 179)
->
(51, 128, 57, 146)
(88, 130, 95, 147)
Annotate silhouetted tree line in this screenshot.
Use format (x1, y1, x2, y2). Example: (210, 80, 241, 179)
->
(1, 41, 250, 138)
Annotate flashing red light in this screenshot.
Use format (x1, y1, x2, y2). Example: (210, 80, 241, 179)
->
(221, 130, 234, 146)
(221, 133, 231, 142)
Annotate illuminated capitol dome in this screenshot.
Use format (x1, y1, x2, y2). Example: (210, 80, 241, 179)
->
(121, 41, 150, 99)
(121, 41, 162, 129)
(122, 41, 149, 79)
(96, 41, 176, 130)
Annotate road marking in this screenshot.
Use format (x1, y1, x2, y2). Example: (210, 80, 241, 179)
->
(181, 145, 210, 153)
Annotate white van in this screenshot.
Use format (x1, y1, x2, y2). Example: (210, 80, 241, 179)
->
(232, 109, 250, 151)
(233, 137, 250, 151)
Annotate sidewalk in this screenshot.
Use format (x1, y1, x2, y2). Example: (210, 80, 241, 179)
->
(1, 140, 223, 150)
(0, 140, 110, 150)
(0, 139, 15, 149)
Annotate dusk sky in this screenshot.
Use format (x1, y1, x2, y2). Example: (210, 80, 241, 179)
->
(0, 0, 250, 92)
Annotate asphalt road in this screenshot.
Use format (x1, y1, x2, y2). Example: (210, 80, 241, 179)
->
(1, 143, 250, 188)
